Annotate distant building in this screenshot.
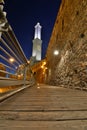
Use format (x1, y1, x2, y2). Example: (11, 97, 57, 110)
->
(32, 22, 42, 62)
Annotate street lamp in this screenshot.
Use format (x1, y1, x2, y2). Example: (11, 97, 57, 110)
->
(8, 58, 15, 77)
(53, 50, 59, 55)
(9, 58, 15, 63)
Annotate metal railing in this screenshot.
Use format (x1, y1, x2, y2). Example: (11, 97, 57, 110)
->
(0, 1, 35, 88)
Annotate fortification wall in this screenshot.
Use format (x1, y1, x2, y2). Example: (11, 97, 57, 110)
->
(46, 0, 87, 89)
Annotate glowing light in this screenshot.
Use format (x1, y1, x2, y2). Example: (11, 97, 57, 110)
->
(18, 75, 21, 78)
(27, 60, 30, 64)
(45, 67, 48, 70)
(41, 65, 44, 69)
(54, 50, 59, 55)
(0, 88, 3, 93)
(21, 74, 23, 76)
(43, 61, 46, 65)
(37, 86, 40, 89)
(34, 22, 42, 39)
(9, 58, 15, 63)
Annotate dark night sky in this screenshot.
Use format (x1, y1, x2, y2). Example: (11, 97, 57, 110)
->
(4, 0, 61, 60)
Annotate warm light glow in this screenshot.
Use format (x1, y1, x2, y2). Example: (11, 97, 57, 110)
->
(21, 74, 23, 76)
(43, 61, 46, 65)
(45, 67, 47, 70)
(37, 86, 40, 89)
(9, 58, 15, 63)
(18, 75, 21, 78)
(41, 65, 44, 69)
(54, 50, 59, 55)
(0, 89, 3, 93)
(27, 60, 30, 64)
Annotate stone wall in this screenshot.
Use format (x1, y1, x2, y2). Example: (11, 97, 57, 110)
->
(46, 0, 87, 89)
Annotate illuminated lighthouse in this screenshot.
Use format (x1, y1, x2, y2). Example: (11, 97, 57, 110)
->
(32, 22, 42, 61)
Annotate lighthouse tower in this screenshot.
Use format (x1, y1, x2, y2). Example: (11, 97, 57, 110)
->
(32, 22, 42, 61)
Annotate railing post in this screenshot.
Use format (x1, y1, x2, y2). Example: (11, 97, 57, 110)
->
(23, 64, 27, 86)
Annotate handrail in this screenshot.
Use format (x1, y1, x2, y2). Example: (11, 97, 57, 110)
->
(0, 1, 35, 89)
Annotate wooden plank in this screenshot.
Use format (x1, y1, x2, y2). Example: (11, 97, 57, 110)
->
(0, 84, 87, 129)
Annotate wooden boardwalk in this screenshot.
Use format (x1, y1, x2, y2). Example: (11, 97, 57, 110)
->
(0, 84, 87, 130)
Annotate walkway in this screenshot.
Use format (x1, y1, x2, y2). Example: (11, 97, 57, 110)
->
(0, 84, 87, 130)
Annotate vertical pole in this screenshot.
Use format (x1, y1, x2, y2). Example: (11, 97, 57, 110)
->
(23, 65, 27, 86)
